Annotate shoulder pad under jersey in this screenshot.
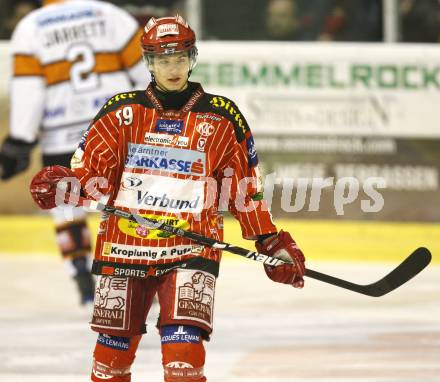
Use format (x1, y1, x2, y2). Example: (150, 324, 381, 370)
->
(204, 94, 250, 143)
(93, 91, 150, 122)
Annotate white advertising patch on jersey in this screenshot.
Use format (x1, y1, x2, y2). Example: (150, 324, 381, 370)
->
(173, 269, 216, 328)
(70, 147, 84, 169)
(196, 137, 207, 152)
(115, 172, 205, 213)
(125, 144, 206, 176)
(91, 276, 129, 330)
(102, 242, 202, 261)
(196, 122, 215, 137)
(254, 165, 264, 193)
(144, 133, 189, 147)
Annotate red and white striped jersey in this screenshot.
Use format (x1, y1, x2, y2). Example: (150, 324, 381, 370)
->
(9, 0, 149, 154)
(72, 82, 277, 269)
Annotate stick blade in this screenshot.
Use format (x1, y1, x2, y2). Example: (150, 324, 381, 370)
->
(366, 247, 432, 297)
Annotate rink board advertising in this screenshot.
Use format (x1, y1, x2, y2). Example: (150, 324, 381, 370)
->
(0, 42, 439, 220)
(193, 42, 440, 221)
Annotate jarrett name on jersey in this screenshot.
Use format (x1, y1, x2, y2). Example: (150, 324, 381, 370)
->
(10, 0, 149, 155)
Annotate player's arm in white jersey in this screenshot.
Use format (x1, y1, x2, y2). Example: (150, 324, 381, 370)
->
(0, 13, 41, 180)
(0, 2, 149, 180)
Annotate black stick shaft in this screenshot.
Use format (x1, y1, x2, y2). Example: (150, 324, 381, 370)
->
(304, 268, 369, 293)
(74, 196, 431, 297)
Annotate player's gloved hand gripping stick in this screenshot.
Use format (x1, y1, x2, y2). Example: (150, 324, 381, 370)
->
(30, 166, 432, 297)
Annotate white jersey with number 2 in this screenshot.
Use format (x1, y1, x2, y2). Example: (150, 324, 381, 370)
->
(10, 0, 149, 154)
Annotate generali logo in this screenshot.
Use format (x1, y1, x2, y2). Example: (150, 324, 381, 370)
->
(177, 271, 215, 324)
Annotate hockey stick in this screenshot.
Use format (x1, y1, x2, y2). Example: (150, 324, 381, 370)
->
(66, 194, 431, 297)
(305, 247, 431, 297)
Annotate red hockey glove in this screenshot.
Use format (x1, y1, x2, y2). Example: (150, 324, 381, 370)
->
(29, 165, 77, 210)
(255, 230, 306, 288)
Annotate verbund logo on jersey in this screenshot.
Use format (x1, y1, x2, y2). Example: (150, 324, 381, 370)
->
(137, 191, 201, 212)
(115, 173, 205, 213)
(155, 119, 184, 135)
(125, 144, 205, 176)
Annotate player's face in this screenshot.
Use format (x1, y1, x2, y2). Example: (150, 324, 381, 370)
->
(151, 52, 190, 92)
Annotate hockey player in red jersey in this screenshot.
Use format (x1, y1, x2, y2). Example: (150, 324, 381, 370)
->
(29, 15, 306, 381)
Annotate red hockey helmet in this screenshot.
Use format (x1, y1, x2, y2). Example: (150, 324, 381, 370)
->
(141, 15, 196, 56)
(141, 15, 198, 78)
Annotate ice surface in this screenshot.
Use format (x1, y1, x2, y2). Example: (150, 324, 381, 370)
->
(1, 255, 439, 381)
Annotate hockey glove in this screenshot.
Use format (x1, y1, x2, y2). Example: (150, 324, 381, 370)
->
(0, 137, 37, 180)
(30, 165, 76, 210)
(255, 230, 306, 288)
